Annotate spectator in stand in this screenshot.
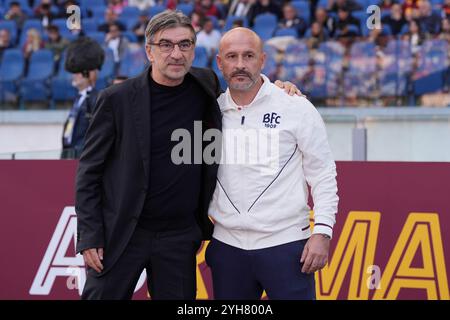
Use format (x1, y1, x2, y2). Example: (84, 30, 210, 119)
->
(196, 17, 221, 58)
(439, 17, 450, 42)
(307, 21, 327, 50)
(22, 28, 44, 61)
(194, 0, 222, 19)
(105, 22, 130, 70)
(402, 0, 421, 16)
(378, 0, 396, 11)
(108, 0, 127, 15)
(314, 6, 335, 37)
(247, 0, 283, 27)
(45, 24, 70, 63)
(34, 0, 57, 29)
(278, 3, 308, 38)
(382, 3, 407, 36)
(227, 0, 253, 18)
(329, 0, 362, 12)
(190, 11, 204, 33)
(402, 19, 426, 54)
(443, 0, 450, 18)
(334, 5, 361, 37)
(4, 1, 27, 30)
(231, 18, 245, 29)
(128, 0, 156, 11)
(0, 29, 13, 61)
(133, 12, 150, 43)
(98, 8, 126, 33)
(166, 0, 178, 10)
(417, 0, 441, 35)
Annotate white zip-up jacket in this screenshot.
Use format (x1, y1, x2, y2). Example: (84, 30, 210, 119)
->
(208, 74, 339, 250)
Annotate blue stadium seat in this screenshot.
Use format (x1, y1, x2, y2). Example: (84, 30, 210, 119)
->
(280, 41, 310, 93)
(253, 14, 278, 41)
(192, 46, 209, 68)
(310, 41, 345, 98)
(51, 51, 77, 102)
(262, 44, 277, 81)
(210, 58, 227, 91)
(291, 1, 310, 25)
(413, 40, 449, 95)
(344, 41, 377, 98)
(380, 40, 413, 97)
(149, 5, 166, 17)
(97, 48, 115, 90)
(51, 18, 78, 41)
(80, 0, 106, 8)
(0, 49, 24, 102)
(177, 4, 194, 16)
(274, 28, 298, 38)
(20, 49, 54, 103)
(0, 20, 18, 45)
(82, 18, 99, 34)
(122, 31, 138, 42)
(87, 31, 106, 44)
(4, 0, 31, 11)
(117, 48, 148, 78)
(90, 6, 108, 21)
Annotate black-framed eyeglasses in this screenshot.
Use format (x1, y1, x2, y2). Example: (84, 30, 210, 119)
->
(147, 39, 195, 53)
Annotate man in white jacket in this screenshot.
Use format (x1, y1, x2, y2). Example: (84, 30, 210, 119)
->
(206, 27, 339, 300)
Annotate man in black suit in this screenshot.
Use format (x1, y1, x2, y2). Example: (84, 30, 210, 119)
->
(62, 70, 99, 159)
(76, 10, 299, 300)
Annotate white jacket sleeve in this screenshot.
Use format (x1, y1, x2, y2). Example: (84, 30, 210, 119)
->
(295, 99, 339, 238)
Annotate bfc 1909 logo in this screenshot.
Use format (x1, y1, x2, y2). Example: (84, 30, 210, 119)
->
(263, 113, 281, 128)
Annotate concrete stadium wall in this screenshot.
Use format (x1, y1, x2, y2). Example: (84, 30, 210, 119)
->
(0, 108, 449, 161)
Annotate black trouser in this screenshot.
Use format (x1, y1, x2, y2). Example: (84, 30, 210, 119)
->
(81, 224, 202, 300)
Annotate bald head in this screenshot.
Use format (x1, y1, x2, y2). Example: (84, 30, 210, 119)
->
(216, 27, 266, 92)
(219, 27, 263, 55)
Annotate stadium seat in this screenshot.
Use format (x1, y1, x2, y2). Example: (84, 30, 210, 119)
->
(117, 48, 148, 78)
(149, 5, 166, 17)
(310, 41, 345, 98)
(210, 58, 227, 91)
(192, 46, 209, 68)
(177, 3, 194, 16)
(280, 41, 310, 93)
(0, 49, 24, 102)
(51, 18, 78, 41)
(87, 31, 106, 44)
(51, 51, 77, 102)
(0, 20, 18, 45)
(262, 44, 277, 81)
(82, 18, 99, 34)
(344, 41, 377, 98)
(253, 13, 278, 41)
(97, 48, 115, 90)
(20, 49, 54, 103)
(380, 40, 413, 97)
(290, 1, 310, 25)
(413, 40, 449, 95)
(274, 28, 298, 38)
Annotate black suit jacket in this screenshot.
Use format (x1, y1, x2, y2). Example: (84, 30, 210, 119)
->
(75, 66, 222, 275)
(62, 89, 98, 158)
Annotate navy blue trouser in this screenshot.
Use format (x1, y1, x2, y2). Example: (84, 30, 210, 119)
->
(205, 238, 316, 300)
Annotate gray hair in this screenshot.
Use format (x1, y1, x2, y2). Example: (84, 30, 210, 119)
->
(145, 10, 196, 45)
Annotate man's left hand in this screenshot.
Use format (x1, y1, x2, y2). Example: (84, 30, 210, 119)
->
(300, 234, 330, 274)
(274, 80, 305, 97)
